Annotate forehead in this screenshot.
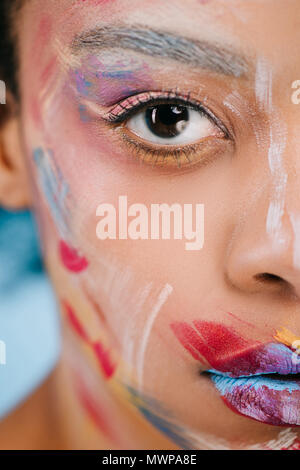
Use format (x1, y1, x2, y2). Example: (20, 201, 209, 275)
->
(19, 0, 299, 51)
(17, 0, 300, 96)
(15, 0, 299, 88)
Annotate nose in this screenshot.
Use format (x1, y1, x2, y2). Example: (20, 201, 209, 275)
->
(225, 205, 300, 300)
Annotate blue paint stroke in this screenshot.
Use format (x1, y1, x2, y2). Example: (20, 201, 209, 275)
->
(33, 147, 71, 238)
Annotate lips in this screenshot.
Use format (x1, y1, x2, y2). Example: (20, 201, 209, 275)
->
(171, 320, 300, 426)
(207, 342, 300, 426)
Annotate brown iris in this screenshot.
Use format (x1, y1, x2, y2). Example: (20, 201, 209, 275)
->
(145, 105, 189, 138)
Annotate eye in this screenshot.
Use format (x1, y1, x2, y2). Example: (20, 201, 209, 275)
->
(99, 91, 232, 169)
(127, 103, 222, 146)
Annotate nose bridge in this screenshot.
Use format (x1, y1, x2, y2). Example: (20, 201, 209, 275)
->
(266, 113, 300, 250)
(226, 137, 300, 297)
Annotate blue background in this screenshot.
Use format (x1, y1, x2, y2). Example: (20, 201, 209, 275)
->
(0, 208, 61, 419)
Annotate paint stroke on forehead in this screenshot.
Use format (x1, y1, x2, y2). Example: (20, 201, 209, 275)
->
(255, 57, 273, 113)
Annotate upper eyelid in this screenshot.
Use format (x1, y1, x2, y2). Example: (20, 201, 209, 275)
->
(103, 90, 230, 137)
(107, 91, 194, 121)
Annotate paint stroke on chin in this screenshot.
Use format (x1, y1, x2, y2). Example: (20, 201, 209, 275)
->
(63, 300, 116, 379)
(125, 385, 229, 450)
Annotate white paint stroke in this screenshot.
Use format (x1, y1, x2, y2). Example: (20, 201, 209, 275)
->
(290, 213, 300, 270)
(137, 283, 173, 390)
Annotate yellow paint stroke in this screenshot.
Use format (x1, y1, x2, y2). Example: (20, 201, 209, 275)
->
(274, 327, 300, 348)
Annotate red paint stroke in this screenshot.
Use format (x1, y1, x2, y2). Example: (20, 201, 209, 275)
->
(30, 98, 42, 127)
(63, 300, 116, 379)
(63, 300, 89, 341)
(40, 57, 57, 87)
(73, 373, 116, 441)
(83, 286, 106, 324)
(282, 439, 300, 450)
(92, 341, 116, 379)
(59, 239, 89, 273)
(32, 17, 52, 62)
(171, 320, 266, 376)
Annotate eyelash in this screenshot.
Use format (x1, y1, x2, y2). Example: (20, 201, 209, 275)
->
(100, 90, 231, 168)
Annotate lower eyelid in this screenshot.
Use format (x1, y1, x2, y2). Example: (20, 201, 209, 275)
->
(119, 126, 232, 170)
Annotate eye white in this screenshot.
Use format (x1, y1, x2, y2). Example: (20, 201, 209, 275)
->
(127, 106, 218, 145)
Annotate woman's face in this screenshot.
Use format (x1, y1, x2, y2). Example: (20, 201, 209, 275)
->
(16, 0, 300, 449)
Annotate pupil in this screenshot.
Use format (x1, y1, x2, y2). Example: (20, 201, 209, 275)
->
(145, 105, 189, 138)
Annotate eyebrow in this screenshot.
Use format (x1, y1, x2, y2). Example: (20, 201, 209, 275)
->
(72, 26, 249, 78)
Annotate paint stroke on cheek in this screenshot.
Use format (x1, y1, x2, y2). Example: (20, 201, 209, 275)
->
(32, 16, 52, 63)
(136, 284, 173, 390)
(171, 320, 258, 369)
(63, 301, 116, 379)
(33, 148, 89, 273)
(59, 239, 89, 273)
(33, 147, 70, 237)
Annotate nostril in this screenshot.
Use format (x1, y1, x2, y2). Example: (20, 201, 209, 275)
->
(254, 272, 285, 284)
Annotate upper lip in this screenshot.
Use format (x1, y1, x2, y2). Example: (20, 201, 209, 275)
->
(207, 342, 300, 378)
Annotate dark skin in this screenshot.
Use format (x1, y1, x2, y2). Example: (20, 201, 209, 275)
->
(1, 0, 300, 450)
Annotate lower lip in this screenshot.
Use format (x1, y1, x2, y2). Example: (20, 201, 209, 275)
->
(209, 372, 300, 426)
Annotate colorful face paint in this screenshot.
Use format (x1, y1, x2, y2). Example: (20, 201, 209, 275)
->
(64, 301, 116, 379)
(172, 320, 300, 426)
(211, 374, 300, 426)
(59, 240, 89, 273)
(33, 147, 71, 238)
(171, 321, 300, 376)
(17, 0, 300, 451)
(70, 54, 154, 107)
